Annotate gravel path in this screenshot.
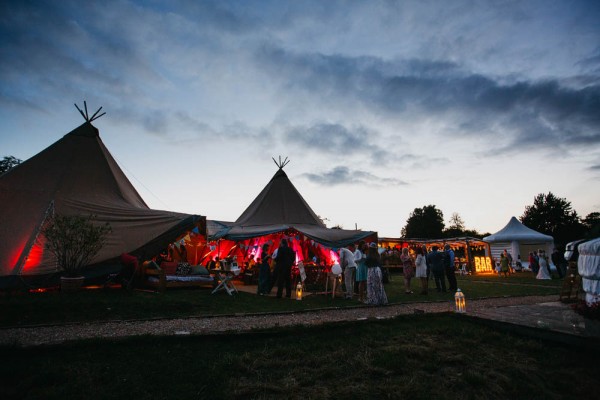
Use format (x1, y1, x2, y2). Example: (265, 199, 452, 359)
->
(0, 295, 558, 347)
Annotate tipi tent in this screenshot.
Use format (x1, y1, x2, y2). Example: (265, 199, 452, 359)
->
(0, 117, 204, 288)
(484, 217, 554, 267)
(206, 162, 375, 264)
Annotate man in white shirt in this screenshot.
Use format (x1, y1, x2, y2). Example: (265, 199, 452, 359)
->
(339, 244, 357, 299)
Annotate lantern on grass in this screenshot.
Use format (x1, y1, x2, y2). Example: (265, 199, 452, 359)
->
(296, 282, 303, 300)
(454, 289, 466, 313)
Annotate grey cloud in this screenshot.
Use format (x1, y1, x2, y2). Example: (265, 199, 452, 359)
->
(590, 165, 600, 171)
(284, 123, 395, 162)
(256, 44, 600, 155)
(302, 166, 408, 187)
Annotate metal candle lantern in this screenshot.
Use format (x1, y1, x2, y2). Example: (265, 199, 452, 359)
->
(296, 282, 303, 300)
(454, 288, 466, 313)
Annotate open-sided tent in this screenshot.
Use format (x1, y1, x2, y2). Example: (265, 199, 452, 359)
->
(205, 163, 376, 266)
(0, 116, 205, 288)
(379, 237, 492, 273)
(484, 217, 554, 267)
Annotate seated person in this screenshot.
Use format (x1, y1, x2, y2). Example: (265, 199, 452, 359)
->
(247, 257, 256, 271)
(207, 256, 221, 270)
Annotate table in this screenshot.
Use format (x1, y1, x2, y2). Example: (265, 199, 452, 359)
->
(210, 269, 238, 295)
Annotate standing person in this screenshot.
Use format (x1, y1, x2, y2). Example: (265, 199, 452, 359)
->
(499, 253, 510, 277)
(444, 244, 457, 292)
(505, 250, 514, 272)
(551, 248, 566, 278)
(422, 245, 433, 285)
(275, 239, 295, 298)
(527, 252, 535, 274)
(354, 241, 368, 302)
(400, 247, 415, 294)
(529, 251, 540, 276)
(365, 243, 388, 305)
(427, 246, 446, 292)
(536, 250, 551, 280)
(257, 255, 271, 295)
(415, 246, 428, 295)
(339, 245, 357, 299)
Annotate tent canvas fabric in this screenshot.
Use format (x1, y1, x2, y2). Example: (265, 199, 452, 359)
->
(0, 121, 204, 288)
(577, 237, 600, 305)
(483, 216, 554, 266)
(211, 168, 375, 248)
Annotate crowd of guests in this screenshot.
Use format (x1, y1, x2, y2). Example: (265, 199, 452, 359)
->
(496, 248, 565, 280)
(200, 239, 569, 304)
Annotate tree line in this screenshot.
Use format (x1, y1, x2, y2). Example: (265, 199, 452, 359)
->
(401, 193, 599, 249)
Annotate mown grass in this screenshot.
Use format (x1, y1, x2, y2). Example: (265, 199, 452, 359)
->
(1, 314, 597, 400)
(0, 272, 561, 327)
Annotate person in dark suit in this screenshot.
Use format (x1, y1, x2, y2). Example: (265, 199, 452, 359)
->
(426, 246, 446, 292)
(444, 244, 457, 292)
(275, 239, 296, 298)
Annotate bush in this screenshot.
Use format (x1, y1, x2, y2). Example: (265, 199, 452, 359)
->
(42, 214, 111, 277)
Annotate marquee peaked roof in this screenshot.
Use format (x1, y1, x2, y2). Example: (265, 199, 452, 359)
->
(483, 217, 553, 243)
(0, 120, 204, 286)
(215, 167, 375, 247)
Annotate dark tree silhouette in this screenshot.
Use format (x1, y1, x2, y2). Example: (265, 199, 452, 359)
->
(401, 205, 444, 238)
(583, 212, 600, 239)
(0, 156, 21, 174)
(520, 192, 586, 248)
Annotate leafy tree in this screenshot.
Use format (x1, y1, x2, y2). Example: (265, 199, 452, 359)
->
(520, 192, 586, 247)
(583, 212, 600, 238)
(0, 156, 22, 174)
(401, 205, 444, 238)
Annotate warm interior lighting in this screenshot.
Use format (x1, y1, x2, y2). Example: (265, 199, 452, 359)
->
(474, 256, 493, 273)
(454, 289, 466, 313)
(296, 282, 303, 300)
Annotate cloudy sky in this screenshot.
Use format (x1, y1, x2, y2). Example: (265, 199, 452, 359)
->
(1, 0, 599, 237)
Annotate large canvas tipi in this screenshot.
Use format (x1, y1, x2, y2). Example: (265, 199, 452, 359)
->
(213, 160, 375, 248)
(0, 114, 204, 288)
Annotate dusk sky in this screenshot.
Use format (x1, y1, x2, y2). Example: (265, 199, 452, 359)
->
(1, 0, 599, 238)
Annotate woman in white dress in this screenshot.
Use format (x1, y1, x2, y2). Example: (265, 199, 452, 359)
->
(536, 250, 551, 280)
(415, 246, 428, 294)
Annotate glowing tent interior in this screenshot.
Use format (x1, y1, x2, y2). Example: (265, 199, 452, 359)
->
(0, 105, 205, 289)
(201, 158, 376, 268)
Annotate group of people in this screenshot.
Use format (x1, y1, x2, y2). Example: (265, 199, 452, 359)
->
(528, 249, 553, 280)
(386, 244, 459, 295)
(253, 240, 296, 298)
(339, 241, 388, 305)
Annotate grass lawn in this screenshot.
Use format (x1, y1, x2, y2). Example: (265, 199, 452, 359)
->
(1, 313, 597, 400)
(0, 272, 562, 327)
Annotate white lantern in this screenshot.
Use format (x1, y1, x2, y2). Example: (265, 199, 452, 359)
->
(454, 288, 466, 313)
(296, 282, 303, 301)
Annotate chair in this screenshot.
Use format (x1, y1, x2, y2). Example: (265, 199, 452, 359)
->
(211, 270, 238, 295)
